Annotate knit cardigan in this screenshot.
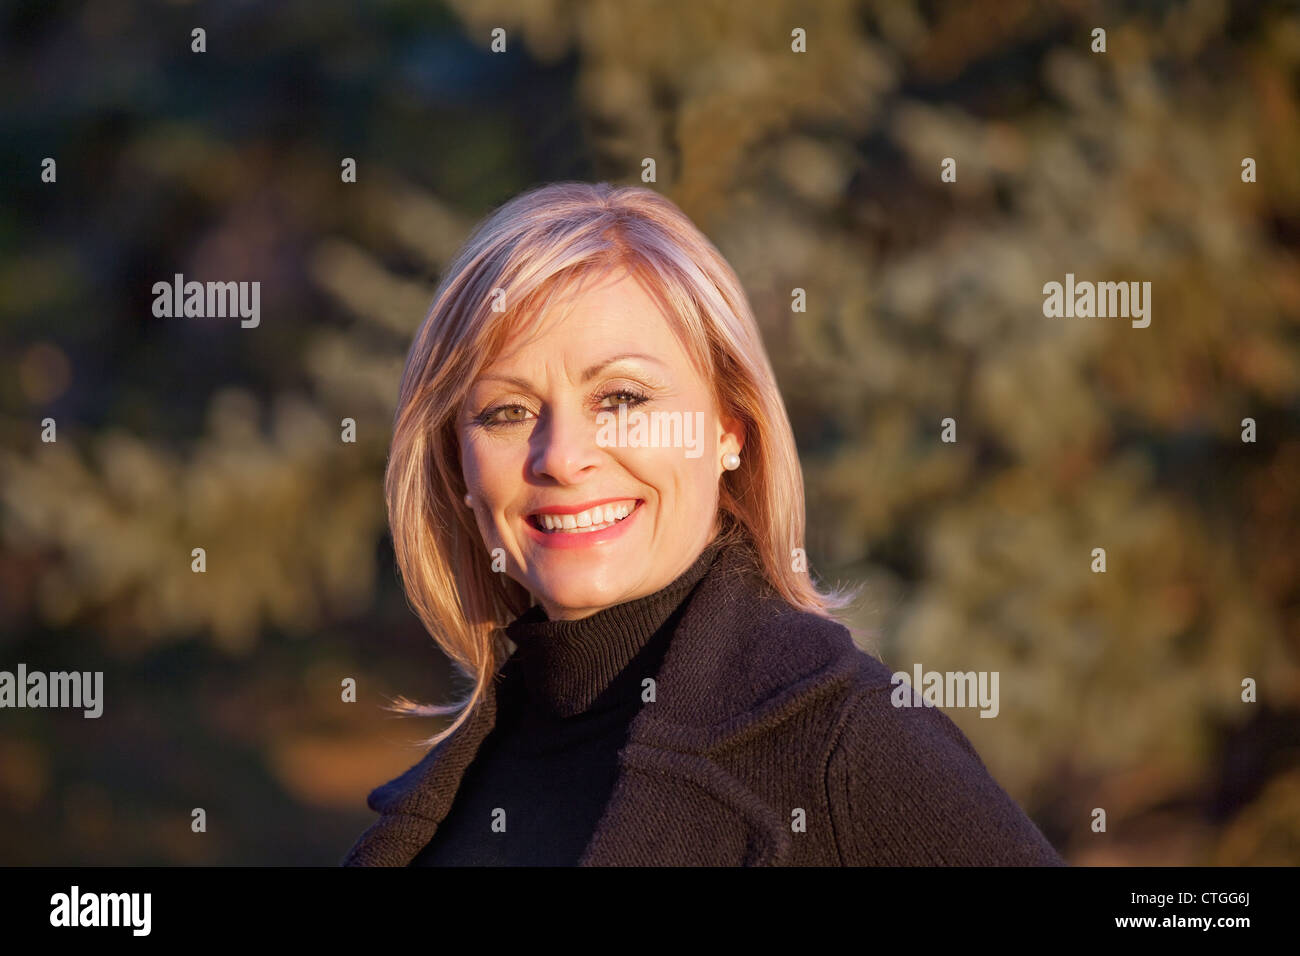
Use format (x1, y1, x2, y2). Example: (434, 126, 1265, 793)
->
(341, 538, 1066, 866)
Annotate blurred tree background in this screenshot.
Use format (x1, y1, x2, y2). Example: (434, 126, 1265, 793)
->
(1, 0, 1297, 865)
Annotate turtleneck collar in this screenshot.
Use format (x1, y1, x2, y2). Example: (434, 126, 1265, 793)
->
(503, 534, 729, 719)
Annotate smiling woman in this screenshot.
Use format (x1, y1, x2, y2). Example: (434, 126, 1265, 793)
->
(459, 267, 743, 618)
(341, 181, 1066, 867)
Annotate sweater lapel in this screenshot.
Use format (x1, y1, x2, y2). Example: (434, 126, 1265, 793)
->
(577, 740, 793, 866)
(577, 541, 831, 866)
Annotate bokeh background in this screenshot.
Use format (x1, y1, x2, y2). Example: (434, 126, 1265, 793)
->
(2, 0, 1298, 865)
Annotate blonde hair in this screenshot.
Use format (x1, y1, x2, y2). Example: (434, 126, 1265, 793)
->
(384, 181, 857, 748)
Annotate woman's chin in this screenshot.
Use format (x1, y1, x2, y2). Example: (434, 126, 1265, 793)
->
(528, 574, 630, 614)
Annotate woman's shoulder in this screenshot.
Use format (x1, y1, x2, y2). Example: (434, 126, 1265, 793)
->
(708, 559, 1065, 864)
(674, 571, 1066, 864)
(823, 677, 1066, 864)
(814, 653, 1067, 865)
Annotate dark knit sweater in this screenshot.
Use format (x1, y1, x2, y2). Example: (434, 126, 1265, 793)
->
(343, 531, 1066, 866)
(409, 538, 723, 865)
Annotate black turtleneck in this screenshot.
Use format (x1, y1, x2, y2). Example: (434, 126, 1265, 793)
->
(409, 536, 726, 866)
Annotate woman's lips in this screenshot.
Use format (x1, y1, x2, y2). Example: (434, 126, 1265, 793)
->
(528, 498, 639, 532)
(523, 499, 644, 548)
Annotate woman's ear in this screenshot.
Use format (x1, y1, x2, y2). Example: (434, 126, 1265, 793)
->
(717, 411, 745, 456)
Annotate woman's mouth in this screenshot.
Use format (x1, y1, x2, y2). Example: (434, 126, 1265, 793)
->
(527, 498, 643, 534)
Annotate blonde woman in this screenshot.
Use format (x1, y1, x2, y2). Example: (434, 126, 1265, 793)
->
(342, 182, 1064, 867)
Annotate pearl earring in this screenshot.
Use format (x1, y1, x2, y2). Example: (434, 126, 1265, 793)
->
(722, 452, 741, 471)
(464, 493, 473, 506)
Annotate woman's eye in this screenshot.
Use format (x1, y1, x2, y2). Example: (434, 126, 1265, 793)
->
(482, 404, 533, 426)
(600, 390, 645, 407)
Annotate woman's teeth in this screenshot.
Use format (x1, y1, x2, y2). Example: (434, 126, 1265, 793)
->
(533, 501, 636, 533)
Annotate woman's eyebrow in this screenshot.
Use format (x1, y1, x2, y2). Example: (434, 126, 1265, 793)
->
(474, 352, 668, 391)
(579, 352, 667, 382)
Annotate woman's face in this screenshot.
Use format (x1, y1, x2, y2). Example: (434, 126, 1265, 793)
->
(458, 268, 744, 620)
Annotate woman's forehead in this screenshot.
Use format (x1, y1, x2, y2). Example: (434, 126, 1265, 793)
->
(484, 278, 686, 369)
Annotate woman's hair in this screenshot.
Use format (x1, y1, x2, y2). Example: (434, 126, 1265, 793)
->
(384, 181, 857, 748)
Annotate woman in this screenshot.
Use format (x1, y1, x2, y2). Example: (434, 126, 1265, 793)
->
(342, 181, 1065, 866)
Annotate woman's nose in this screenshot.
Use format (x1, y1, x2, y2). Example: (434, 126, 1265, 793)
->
(529, 404, 601, 484)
